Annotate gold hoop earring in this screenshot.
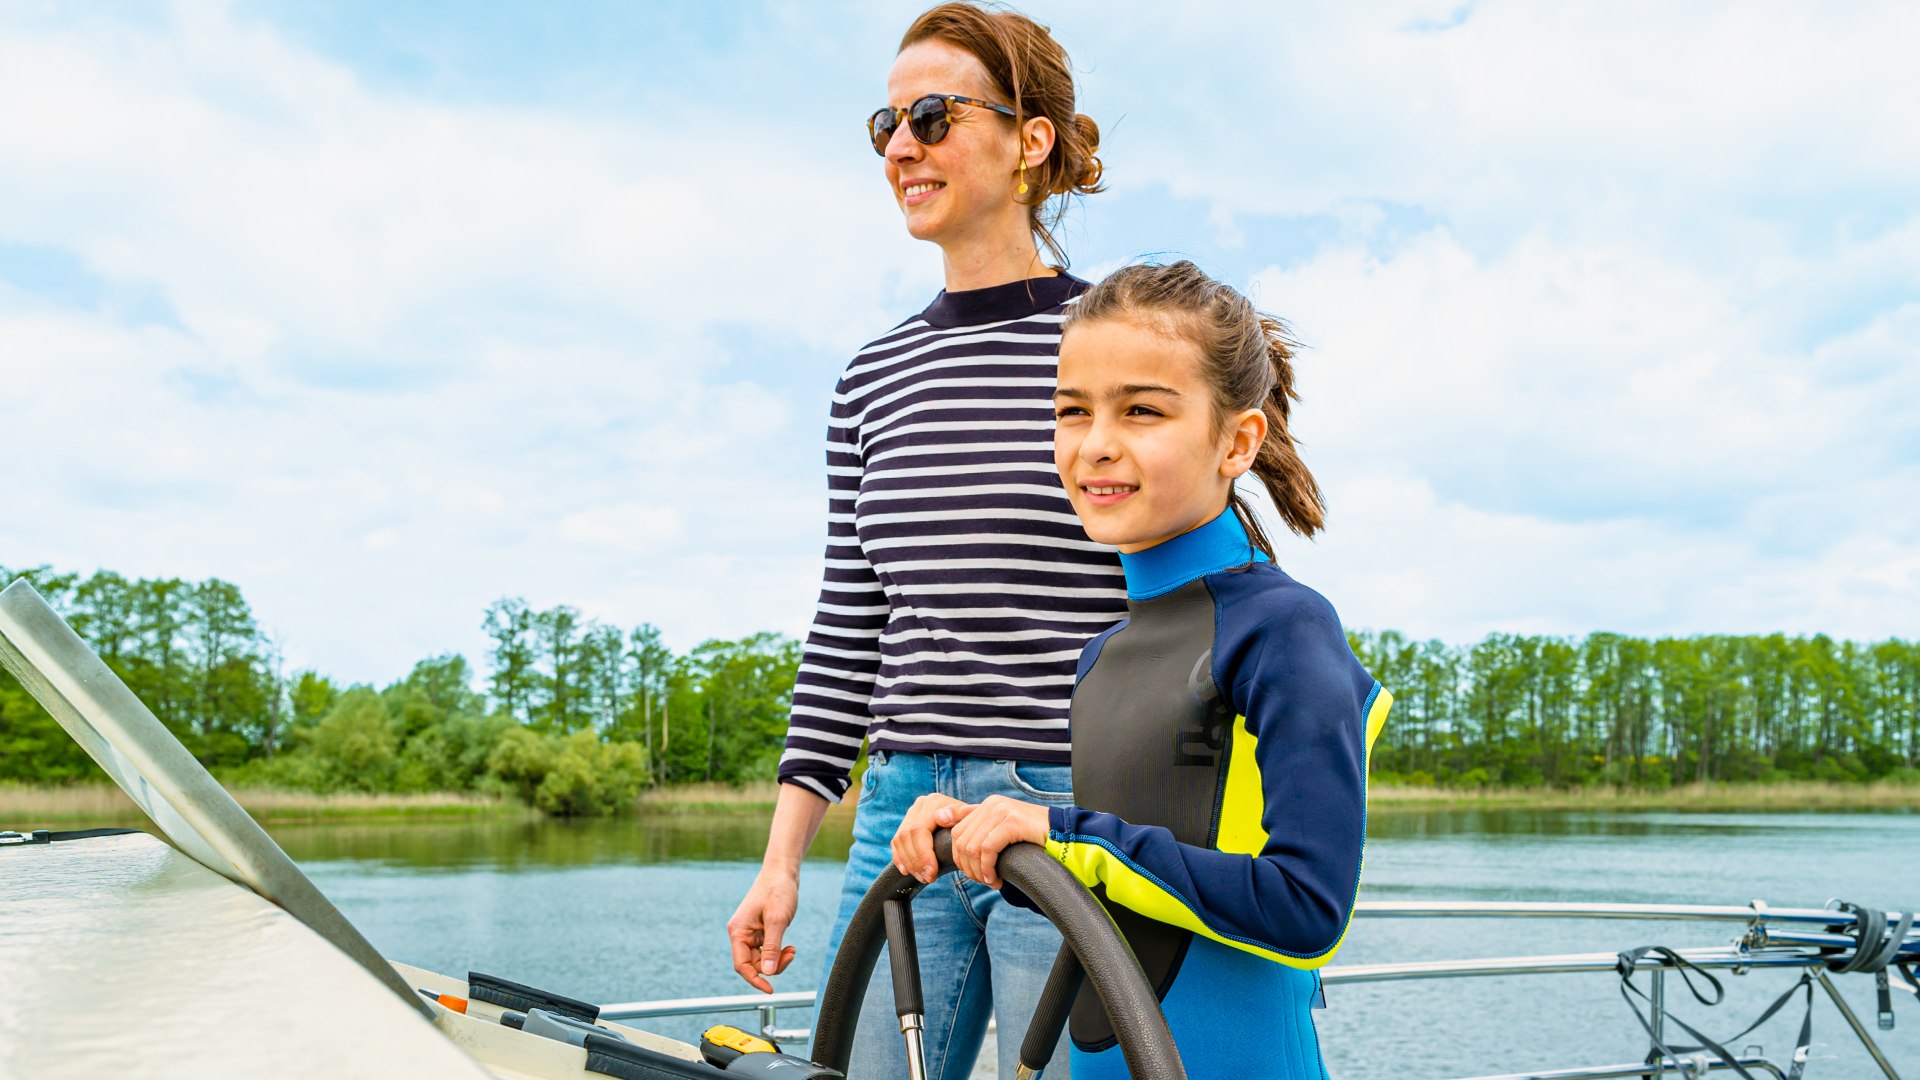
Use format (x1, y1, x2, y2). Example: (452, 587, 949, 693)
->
(1017, 158, 1030, 196)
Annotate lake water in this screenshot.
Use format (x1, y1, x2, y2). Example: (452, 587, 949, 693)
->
(278, 809, 1919, 1078)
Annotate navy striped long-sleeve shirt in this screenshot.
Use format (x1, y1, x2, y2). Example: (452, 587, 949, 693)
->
(777, 274, 1129, 802)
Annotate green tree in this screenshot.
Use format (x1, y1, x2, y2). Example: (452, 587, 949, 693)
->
(305, 688, 399, 791)
(532, 732, 649, 815)
(288, 671, 339, 732)
(533, 605, 587, 734)
(617, 624, 674, 782)
(482, 598, 538, 723)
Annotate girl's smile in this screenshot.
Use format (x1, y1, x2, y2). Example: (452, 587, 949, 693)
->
(1079, 481, 1138, 506)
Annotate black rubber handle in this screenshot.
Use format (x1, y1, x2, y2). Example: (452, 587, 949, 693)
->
(810, 830, 1184, 1080)
(583, 1032, 732, 1079)
(1019, 944, 1084, 1073)
(469, 970, 601, 1022)
(882, 898, 925, 1018)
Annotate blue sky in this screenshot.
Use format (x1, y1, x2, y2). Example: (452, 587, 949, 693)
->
(2, 1, 1915, 684)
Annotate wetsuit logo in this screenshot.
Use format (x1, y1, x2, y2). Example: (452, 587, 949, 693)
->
(1174, 650, 1228, 766)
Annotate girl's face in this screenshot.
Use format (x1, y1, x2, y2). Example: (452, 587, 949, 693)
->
(1054, 316, 1265, 554)
(882, 41, 1028, 254)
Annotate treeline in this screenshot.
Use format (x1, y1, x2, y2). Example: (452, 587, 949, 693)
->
(0, 567, 799, 814)
(1351, 630, 1920, 788)
(5, 567, 1916, 813)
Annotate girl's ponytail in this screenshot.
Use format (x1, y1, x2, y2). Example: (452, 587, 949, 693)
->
(1066, 261, 1326, 561)
(1233, 316, 1325, 560)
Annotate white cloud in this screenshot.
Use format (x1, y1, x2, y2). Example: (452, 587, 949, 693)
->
(1, 282, 833, 679)
(1264, 229, 1920, 505)
(1246, 225, 1920, 641)
(1067, 1, 1920, 241)
(559, 503, 685, 549)
(0, 3, 903, 681)
(2, 0, 1915, 691)
(0, 6, 927, 358)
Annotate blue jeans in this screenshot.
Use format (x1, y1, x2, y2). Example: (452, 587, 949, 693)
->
(816, 750, 1076, 1080)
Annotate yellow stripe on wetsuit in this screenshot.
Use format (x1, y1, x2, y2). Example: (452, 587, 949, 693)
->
(1045, 685, 1393, 970)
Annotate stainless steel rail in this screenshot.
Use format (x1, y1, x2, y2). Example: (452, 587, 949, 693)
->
(600, 991, 818, 1043)
(598, 944, 1891, 1011)
(1457, 1057, 1787, 1080)
(1354, 900, 1910, 928)
(1816, 970, 1903, 1079)
(602, 991, 815, 1021)
(593, 952, 1837, 1020)
(598, 902, 1914, 1077)
(1321, 946, 1832, 985)
(1763, 928, 1919, 953)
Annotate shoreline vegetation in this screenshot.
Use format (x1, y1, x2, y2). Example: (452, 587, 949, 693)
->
(1364, 778, 1920, 813)
(0, 783, 530, 825)
(5, 779, 1915, 827)
(5, 566, 1917, 820)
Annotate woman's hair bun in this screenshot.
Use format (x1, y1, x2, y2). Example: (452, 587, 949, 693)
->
(1073, 113, 1101, 153)
(1076, 155, 1105, 192)
(1070, 113, 1104, 191)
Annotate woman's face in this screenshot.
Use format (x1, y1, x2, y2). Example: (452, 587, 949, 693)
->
(882, 40, 1027, 253)
(1054, 316, 1264, 554)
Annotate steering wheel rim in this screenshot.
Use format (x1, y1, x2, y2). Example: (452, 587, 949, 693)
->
(809, 829, 1185, 1080)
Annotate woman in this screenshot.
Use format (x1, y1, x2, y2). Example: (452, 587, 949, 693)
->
(724, 4, 1120, 1078)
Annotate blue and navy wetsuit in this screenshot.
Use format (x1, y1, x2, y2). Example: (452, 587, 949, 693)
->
(1043, 508, 1391, 1079)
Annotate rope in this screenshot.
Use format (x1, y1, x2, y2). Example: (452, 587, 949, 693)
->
(1616, 946, 1816, 1080)
(1828, 902, 1913, 974)
(1827, 900, 1917, 1032)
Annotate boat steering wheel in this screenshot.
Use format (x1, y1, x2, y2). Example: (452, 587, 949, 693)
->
(809, 829, 1185, 1080)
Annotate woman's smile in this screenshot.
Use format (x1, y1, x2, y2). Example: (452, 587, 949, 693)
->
(900, 179, 947, 203)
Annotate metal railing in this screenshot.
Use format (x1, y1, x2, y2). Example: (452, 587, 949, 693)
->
(600, 899, 1915, 1079)
(1354, 900, 1913, 927)
(1464, 1058, 1787, 1080)
(602, 990, 817, 1042)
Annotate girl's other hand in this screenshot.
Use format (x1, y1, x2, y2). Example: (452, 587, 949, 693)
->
(892, 793, 975, 883)
(949, 795, 1050, 889)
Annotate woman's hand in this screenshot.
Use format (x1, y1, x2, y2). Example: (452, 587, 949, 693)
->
(727, 870, 800, 994)
(726, 784, 829, 993)
(891, 792, 975, 883)
(949, 795, 1050, 889)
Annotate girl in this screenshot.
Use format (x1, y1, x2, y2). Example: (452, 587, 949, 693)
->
(725, 5, 1122, 1078)
(893, 261, 1392, 1078)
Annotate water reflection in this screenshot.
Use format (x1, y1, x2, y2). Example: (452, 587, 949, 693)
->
(270, 812, 857, 869)
(265, 807, 1910, 878)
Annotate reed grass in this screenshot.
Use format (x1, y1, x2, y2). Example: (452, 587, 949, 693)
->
(1369, 779, 1920, 813)
(631, 781, 862, 816)
(9, 778, 1911, 828)
(0, 782, 526, 825)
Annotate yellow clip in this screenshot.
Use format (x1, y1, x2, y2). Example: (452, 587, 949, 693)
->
(702, 1025, 777, 1055)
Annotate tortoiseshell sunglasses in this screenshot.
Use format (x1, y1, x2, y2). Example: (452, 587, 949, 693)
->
(868, 94, 1017, 156)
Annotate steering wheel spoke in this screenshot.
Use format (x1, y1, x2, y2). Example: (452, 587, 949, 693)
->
(810, 829, 1186, 1080)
